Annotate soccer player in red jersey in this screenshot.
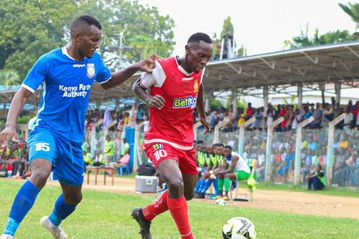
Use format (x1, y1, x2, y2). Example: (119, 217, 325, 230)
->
(131, 33, 212, 239)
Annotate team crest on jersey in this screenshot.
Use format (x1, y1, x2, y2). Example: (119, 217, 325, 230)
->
(87, 63, 95, 78)
(193, 79, 199, 93)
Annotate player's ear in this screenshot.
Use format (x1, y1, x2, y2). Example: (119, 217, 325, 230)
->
(185, 44, 190, 55)
(74, 32, 82, 42)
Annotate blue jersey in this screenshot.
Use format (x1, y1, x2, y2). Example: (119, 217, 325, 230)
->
(22, 47, 111, 143)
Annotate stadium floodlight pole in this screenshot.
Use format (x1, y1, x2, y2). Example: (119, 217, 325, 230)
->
(326, 113, 346, 188)
(293, 116, 314, 185)
(265, 117, 284, 182)
(238, 117, 256, 156)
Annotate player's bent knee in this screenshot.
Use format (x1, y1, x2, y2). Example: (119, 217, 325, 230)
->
(184, 191, 194, 201)
(63, 192, 82, 205)
(30, 171, 51, 188)
(167, 178, 184, 194)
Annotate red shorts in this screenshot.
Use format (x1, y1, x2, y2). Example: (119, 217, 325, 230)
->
(144, 142, 197, 175)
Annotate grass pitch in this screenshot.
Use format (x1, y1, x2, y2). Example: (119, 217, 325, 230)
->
(0, 180, 358, 239)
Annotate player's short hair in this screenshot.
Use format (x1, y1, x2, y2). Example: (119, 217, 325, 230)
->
(70, 15, 102, 37)
(224, 145, 232, 151)
(187, 32, 212, 44)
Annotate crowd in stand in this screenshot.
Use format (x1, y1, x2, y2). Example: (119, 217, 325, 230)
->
(2, 99, 359, 188)
(0, 132, 29, 179)
(205, 99, 359, 132)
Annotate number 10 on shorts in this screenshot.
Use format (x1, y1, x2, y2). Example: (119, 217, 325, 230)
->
(154, 149, 167, 161)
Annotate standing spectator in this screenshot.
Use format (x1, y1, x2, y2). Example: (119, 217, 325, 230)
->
(104, 135, 115, 166)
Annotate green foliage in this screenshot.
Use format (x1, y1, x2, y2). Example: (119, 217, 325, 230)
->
(339, 2, 359, 29)
(0, 69, 20, 85)
(220, 16, 234, 38)
(0, 0, 77, 80)
(78, 0, 175, 62)
(16, 115, 34, 124)
(285, 28, 356, 49)
(0, 0, 175, 79)
(226, 95, 247, 109)
(209, 98, 224, 110)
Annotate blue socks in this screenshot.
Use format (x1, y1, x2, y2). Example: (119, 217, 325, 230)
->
(195, 179, 205, 193)
(201, 179, 212, 194)
(3, 180, 40, 236)
(49, 194, 76, 226)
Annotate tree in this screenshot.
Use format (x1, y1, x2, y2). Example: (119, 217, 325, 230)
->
(0, 0, 175, 81)
(339, 2, 359, 29)
(220, 16, 234, 38)
(284, 28, 355, 49)
(77, 0, 175, 65)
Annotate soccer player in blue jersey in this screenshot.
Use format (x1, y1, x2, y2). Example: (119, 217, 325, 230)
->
(0, 15, 156, 239)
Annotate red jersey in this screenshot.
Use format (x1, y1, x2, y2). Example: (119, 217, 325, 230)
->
(140, 57, 204, 150)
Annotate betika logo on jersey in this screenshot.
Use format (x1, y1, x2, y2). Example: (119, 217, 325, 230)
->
(173, 96, 197, 109)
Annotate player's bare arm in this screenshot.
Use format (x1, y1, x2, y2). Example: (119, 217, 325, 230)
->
(101, 54, 159, 90)
(216, 155, 238, 176)
(132, 78, 165, 109)
(0, 87, 32, 144)
(196, 86, 210, 133)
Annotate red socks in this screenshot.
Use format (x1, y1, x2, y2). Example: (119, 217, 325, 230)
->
(142, 190, 169, 221)
(141, 191, 195, 239)
(167, 196, 194, 239)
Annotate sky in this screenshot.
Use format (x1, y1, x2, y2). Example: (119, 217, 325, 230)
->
(137, 0, 356, 56)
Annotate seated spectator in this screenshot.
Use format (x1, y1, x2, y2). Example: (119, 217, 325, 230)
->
(307, 164, 325, 190)
(109, 153, 130, 169)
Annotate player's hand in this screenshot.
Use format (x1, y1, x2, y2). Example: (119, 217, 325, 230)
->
(0, 126, 17, 146)
(146, 94, 165, 109)
(200, 116, 211, 134)
(136, 53, 161, 73)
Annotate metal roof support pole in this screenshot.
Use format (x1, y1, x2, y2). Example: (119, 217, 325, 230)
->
(265, 117, 284, 182)
(238, 117, 255, 155)
(263, 85, 269, 129)
(135, 121, 146, 168)
(115, 98, 120, 112)
(335, 82, 341, 105)
(326, 113, 346, 188)
(232, 89, 237, 117)
(205, 97, 210, 113)
(193, 121, 202, 141)
(297, 84, 303, 110)
(90, 119, 103, 157)
(294, 116, 315, 185)
(213, 121, 225, 144)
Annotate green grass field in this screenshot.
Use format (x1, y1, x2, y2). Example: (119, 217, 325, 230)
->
(0, 180, 358, 239)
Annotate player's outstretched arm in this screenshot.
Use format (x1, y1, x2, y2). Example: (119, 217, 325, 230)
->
(196, 86, 210, 133)
(0, 87, 32, 144)
(132, 79, 164, 109)
(101, 54, 159, 90)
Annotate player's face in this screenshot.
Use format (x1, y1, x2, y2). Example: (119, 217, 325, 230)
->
(223, 148, 231, 157)
(78, 25, 102, 58)
(186, 41, 212, 73)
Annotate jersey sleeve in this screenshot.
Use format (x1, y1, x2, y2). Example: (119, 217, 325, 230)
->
(139, 61, 166, 89)
(21, 55, 50, 93)
(95, 55, 111, 84)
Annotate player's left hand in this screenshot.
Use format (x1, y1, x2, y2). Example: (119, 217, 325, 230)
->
(136, 53, 161, 73)
(200, 116, 211, 134)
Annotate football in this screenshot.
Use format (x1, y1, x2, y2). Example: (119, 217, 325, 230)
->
(222, 217, 256, 239)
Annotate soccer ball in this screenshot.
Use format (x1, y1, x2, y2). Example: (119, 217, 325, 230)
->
(222, 217, 256, 239)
